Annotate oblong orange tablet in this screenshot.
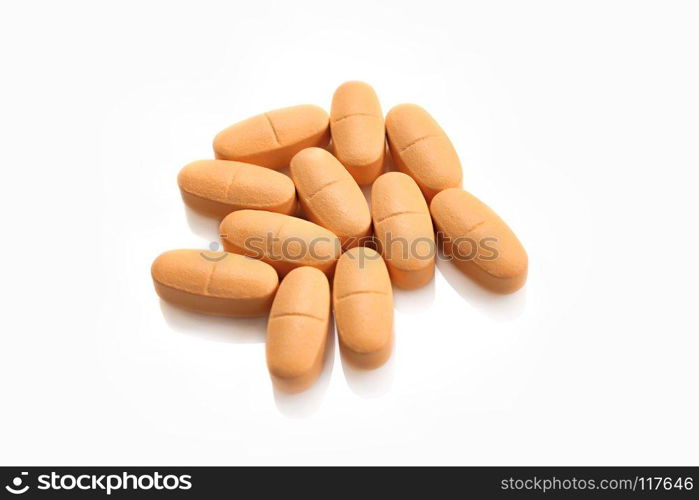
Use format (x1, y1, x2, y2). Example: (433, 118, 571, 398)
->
(151, 249, 278, 316)
(266, 267, 330, 393)
(177, 159, 297, 219)
(371, 172, 435, 289)
(290, 147, 371, 249)
(330, 81, 385, 185)
(430, 188, 528, 294)
(333, 247, 393, 369)
(385, 103, 462, 201)
(213, 105, 330, 170)
(219, 210, 341, 277)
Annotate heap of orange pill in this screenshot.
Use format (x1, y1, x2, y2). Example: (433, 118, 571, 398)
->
(152, 81, 529, 394)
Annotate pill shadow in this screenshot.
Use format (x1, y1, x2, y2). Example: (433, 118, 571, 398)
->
(184, 205, 222, 242)
(435, 258, 527, 321)
(392, 277, 436, 314)
(361, 183, 373, 206)
(340, 338, 395, 399)
(159, 300, 266, 344)
(273, 314, 336, 418)
(383, 142, 397, 173)
(360, 144, 394, 207)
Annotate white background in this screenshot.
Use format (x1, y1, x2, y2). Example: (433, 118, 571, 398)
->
(1, 0, 698, 465)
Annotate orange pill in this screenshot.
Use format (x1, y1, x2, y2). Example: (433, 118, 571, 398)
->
(177, 159, 297, 219)
(290, 147, 371, 249)
(219, 210, 341, 277)
(430, 188, 528, 294)
(213, 105, 330, 169)
(372, 172, 435, 289)
(333, 247, 393, 369)
(266, 267, 331, 393)
(151, 249, 278, 317)
(330, 81, 385, 185)
(385, 103, 462, 201)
